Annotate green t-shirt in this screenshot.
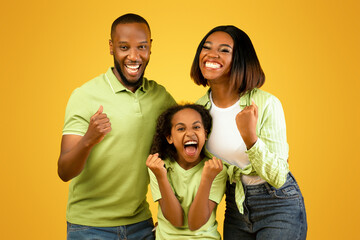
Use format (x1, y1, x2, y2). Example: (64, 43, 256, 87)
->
(63, 67, 176, 227)
(149, 156, 227, 239)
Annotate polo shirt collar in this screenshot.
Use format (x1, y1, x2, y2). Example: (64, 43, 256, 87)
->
(104, 67, 148, 94)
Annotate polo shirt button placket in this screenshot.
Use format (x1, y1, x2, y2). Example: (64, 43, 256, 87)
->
(134, 98, 141, 115)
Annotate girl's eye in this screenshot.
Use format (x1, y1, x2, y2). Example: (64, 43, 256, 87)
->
(194, 125, 201, 130)
(177, 127, 185, 131)
(202, 45, 211, 50)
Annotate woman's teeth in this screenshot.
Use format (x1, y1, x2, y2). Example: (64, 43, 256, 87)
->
(205, 62, 221, 69)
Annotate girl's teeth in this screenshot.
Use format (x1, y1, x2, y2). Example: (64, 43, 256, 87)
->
(185, 141, 197, 145)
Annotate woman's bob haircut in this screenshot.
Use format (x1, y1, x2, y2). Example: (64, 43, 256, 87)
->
(190, 25, 265, 96)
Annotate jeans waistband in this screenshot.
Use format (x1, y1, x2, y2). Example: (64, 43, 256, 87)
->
(229, 172, 296, 196)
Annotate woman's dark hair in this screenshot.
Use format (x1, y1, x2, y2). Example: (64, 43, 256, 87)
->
(190, 25, 265, 96)
(151, 104, 212, 161)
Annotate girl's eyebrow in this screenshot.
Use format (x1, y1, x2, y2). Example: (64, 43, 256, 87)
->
(192, 121, 202, 125)
(174, 122, 185, 127)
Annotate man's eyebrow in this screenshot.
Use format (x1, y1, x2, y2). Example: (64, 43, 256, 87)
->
(117, 40, 149, 44)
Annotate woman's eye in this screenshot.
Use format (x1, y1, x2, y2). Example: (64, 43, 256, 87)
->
(220, 48, 230, 53)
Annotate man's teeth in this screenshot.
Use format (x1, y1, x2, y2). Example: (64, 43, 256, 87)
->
(126, 65, 140, 69)
(126, 65, 140, 73)
(205, 62, 221, 69)
(184, 141, 197, 146)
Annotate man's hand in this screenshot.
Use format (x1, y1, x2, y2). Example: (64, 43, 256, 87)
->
(202, 157, 223, 182)
(236, 100, 258, 149)
(146, 153, 167, 178)
(83, 105, 112, 147)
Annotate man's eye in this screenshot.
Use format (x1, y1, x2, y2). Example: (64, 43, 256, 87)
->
(139, 45, 147, 50)
(120, 46, 128, 50)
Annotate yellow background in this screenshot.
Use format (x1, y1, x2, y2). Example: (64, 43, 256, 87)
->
(1, 0, 359, 239)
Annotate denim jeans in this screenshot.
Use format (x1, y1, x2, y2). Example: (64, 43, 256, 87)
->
(67, 218, 155, 240)
(223, 172, 307, 240)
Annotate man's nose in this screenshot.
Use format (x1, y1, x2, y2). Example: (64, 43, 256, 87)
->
(127, 48, 139, 61)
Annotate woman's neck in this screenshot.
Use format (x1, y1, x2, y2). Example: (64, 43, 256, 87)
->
(210, 82, 239, 108)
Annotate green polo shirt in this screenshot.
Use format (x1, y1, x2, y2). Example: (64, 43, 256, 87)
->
(63, 67, 176, 227)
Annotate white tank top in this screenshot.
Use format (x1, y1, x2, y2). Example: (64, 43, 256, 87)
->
(206, 93, 265, 185)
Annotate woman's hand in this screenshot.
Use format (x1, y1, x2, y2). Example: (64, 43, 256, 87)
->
(236, 100, 258, 149)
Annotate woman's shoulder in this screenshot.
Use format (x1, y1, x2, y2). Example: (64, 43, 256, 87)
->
(249, 88, 282, 107)
(195, 90, 211, 106)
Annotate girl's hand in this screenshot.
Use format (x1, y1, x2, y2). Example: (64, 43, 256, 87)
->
(235, 99, 258, 149)
(202, 157, 223, 182)
(146, 153, 167, 178)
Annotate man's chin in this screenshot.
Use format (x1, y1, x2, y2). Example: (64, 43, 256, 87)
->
(122, 75, 143, 87)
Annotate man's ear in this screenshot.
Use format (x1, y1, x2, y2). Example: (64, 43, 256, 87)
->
(149, 39, 153, 55)
(109, 39, 113, 55)
(166, 135, 173, 144)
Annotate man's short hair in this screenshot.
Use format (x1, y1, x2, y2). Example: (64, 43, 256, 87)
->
(111, 13, 151, 39)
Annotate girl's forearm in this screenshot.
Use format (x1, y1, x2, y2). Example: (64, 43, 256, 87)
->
(188, 178, 216, 231)
(157, 176, 184, 227)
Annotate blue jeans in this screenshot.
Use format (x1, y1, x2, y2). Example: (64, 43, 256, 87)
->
(67, 218, 155, 240)
(224, 172, 307, 240)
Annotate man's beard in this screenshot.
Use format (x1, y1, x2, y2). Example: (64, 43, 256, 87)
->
(114, 56, 144, 88)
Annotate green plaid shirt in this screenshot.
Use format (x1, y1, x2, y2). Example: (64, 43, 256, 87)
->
(197, 88, 290, 213)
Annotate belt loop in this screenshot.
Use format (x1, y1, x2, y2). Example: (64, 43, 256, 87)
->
(264, 182, 274, 195)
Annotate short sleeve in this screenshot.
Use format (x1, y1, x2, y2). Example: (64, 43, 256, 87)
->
(209, 162, 228, 204)
(62, 89, 92, 136)
(148, 168, 162, 202)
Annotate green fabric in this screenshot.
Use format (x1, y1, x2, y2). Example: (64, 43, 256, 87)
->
(197, 88, 289, 214)
(149, 155, 227, 239)
(63, 67, 176, 226)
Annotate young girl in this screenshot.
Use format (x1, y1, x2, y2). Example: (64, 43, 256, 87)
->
(191, 25, 307, 239)
(147, 104, 227, 239)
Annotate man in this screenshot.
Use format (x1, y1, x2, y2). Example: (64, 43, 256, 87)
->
(58, 13, 176, 239)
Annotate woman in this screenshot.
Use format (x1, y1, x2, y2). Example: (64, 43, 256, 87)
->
(191, 25, 307, 240)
